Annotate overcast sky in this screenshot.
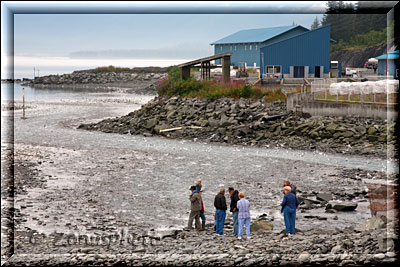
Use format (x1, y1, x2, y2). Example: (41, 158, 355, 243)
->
(13, 13, 326, 58)
(3, 1, 365, 78)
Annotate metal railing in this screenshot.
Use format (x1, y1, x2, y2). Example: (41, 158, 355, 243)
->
(310, 79, 398, 105)
(310, 78, 337, 93)
(312, 90, 398, 105)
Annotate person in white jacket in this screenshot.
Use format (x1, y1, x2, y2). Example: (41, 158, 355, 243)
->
(237, 192, 251, 240)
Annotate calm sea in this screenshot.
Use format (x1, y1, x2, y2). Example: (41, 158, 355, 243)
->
(1, 83, 101, 102)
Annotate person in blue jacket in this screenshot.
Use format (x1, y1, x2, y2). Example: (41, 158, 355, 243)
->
(281, 186, 299, 236)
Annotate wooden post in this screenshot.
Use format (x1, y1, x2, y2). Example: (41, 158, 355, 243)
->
(22, 87, 25, 120)
(180, 66, 191, 80)
(222, 56, 231, 83)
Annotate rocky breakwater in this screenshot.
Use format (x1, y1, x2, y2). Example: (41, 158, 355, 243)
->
(21, 71, 166, 94)
(79, 96, 396, 158)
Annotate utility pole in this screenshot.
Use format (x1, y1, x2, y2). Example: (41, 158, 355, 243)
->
(22, 88, 25, 120)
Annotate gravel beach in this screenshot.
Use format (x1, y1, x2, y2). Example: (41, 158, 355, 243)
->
(1, 87, 398, 266)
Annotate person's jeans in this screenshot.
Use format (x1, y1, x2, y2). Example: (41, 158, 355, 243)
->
(187, 210, 201, 229)
(215, 209, 226, 235)
(238, 217, 251, 237)
(283, 206, 296, 234)
(232, 211, 239, 236)
(200, 212, 206, 222)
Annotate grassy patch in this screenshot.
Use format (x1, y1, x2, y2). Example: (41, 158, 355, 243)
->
(157, 66, 285, 101)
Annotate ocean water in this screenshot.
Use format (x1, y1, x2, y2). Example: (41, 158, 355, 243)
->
(1, 83, 100, 102)
(1, 83, 156, 107)
(4, 56, 191, 80)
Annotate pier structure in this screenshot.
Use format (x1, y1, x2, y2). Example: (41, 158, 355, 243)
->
(178, 53, 232, 83)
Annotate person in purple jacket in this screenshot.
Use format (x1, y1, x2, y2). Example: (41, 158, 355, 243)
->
(237, 192, 251, 240)
(281, 186, 300, 236)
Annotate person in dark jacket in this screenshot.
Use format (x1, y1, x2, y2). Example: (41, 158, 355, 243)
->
(229, 187, 240, 237)
(214, 188, 227, 235)
(184, 186, 202, 231)
(281, 186, 300, 235)
(283, 180, 297, 195)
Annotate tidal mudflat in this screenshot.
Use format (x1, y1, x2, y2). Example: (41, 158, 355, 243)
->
(1, 88, 398, 266)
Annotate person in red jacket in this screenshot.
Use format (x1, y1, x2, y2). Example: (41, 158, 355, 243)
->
(199, 191, 206, 230)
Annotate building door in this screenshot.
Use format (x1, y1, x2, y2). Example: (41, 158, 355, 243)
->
(293, 66, 305, 78)
(315, 66, 321, 78)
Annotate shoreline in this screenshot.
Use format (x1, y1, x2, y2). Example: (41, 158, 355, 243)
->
(4, 141, 398, 266)
(2, 90, 398, 266)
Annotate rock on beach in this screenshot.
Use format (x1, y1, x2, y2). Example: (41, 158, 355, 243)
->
(78, 95, 396, 158)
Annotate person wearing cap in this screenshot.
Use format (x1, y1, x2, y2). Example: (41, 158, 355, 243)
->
(214, 188, 227, 235)
(195, 178, 202, 191)
(283, 180, 297, 195)
(184, 185, 202, 231)
(229, 187, 240, 237)
(237, 192, 251, 240)
(281, 186, 300, 236)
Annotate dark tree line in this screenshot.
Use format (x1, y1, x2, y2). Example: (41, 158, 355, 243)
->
(318, 1, 390, 43)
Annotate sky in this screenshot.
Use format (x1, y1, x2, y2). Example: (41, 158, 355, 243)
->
(13, 14, 325, 57)
(2, 1, 359, 79)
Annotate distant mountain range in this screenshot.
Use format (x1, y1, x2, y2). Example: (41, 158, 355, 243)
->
(69, 48, 213, 59)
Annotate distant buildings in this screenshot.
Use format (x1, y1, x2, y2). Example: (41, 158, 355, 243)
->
(211, 25, 332, 78)
(376, 50, 398, 79)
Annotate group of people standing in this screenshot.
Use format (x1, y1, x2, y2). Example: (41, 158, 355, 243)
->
(184, 179, 299, 239)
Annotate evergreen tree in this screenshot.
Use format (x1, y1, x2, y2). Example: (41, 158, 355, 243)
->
(311, 16, 320, 30)
(322, 0, 387, 44)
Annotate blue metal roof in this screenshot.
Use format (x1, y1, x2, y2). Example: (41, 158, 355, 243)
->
(210, 25, 309, 45)
(376, 50, 399, 60)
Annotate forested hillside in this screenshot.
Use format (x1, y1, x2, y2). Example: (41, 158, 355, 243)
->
(311, 1, 396, 52)
(330, 40, 394, 68)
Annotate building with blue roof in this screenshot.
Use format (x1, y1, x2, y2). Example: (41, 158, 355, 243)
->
(211, 25, 309, 68)
(376, 50, 398, 78)
(260, 25, 331, 78)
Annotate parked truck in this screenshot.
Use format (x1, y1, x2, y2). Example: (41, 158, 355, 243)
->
(330, 61, 342, 78)
(366, 58, 378, 69)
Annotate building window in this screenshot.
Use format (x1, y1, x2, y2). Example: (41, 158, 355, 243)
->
(255, 44, 258, 50)
(249, 45, 252, 51)
(220, 45, 222, 51)
(245, 45, 247, 51)
(234, 46, 236, 51)
(230, 46, 232, 51)
(266, 65, 282, 74)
